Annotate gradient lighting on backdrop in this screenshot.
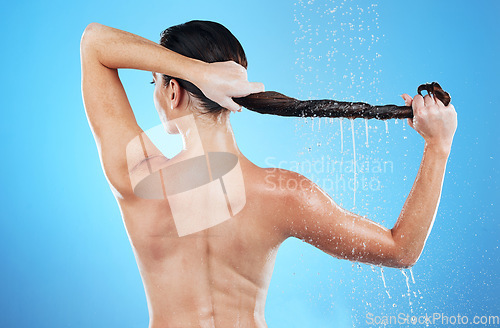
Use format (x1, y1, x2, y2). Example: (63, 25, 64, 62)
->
(0, 0, 498, 327)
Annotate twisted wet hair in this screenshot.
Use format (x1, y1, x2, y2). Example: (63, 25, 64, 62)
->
(159, 20, 449, 120)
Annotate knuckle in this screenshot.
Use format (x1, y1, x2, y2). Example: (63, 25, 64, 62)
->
(236, 65, 245, 73)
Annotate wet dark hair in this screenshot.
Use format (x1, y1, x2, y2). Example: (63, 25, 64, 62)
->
(160, 20, 450, 120)
(160, 20, 247, 117)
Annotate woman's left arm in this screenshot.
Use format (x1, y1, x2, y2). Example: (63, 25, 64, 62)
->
(80, 23, 263, 196)
(283, 147, 448, 269)
(282, 93, 456, 268)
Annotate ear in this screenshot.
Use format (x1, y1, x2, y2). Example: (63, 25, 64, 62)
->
(168, 78, 183, 110)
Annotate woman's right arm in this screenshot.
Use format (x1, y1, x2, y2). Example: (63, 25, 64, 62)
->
(81, 23, 263, 112)
(80, 23, 263, 195)
(284, 93, 457, 268)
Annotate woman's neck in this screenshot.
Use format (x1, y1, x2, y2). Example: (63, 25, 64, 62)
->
(174, 113, 240, 155)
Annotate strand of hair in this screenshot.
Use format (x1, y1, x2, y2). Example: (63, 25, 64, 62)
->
(234, 91, 413, 120)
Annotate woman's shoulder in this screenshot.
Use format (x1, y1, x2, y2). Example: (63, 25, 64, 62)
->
(243, 162, 320, 203)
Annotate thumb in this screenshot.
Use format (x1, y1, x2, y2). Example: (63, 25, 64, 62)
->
(222, 98, 242, 113)
(248, 82, 265, 94)
(401, 93, 413, 106)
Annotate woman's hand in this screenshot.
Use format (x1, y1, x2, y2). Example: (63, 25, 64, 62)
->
(194, 61, 265, 112)
(401, 93, 457, 154)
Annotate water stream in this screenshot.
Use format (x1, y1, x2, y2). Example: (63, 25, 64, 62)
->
(340, 117, 344, 153)
(364, 118, 369, 147)
(401, 269, 414, 312)
(292, 0, 421, 323)
(350, 118, 357, 209)
(380, 267, 391, 299)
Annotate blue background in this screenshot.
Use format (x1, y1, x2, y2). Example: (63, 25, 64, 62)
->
(1, 0, 498, 327)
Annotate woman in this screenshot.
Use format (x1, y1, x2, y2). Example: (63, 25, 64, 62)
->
(80, 20, 457, 327)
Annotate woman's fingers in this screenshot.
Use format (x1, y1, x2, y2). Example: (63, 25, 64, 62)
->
(412, 94, 424, 114)
(435, 96, 445, 108)
(401, 94, 415, 129)
(224, 82, 263, 113)
(423, 94, 435, 107)
(222, 98, 242, 113)
(200, 61, 265, 112)
(249, 82, 265, 94)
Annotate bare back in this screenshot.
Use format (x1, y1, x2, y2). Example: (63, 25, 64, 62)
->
(118, 155, 292, 328)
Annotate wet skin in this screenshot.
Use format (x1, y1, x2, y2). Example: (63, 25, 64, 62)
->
(80, 23, 457, 327)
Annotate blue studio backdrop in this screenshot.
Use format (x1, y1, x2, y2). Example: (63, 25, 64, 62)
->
(0, 0, 498, 327)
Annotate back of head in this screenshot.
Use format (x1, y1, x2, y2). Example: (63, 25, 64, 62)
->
(159, 20, 247, 117)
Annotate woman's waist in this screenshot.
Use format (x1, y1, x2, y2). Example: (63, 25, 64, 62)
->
(146, 285, 267, 327)
(149, 311, 267, 328)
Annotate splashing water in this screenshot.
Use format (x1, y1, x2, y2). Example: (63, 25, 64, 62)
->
(364, 118, 369, 147)
(380, 267, 391, 298)
(350, 118, 356, 208)
(340, 118, 344, 153)
(291, 0, 421, 323)
(401, 269, 413, 312)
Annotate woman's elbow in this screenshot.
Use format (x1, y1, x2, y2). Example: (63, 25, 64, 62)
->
(80, 22, 102, 48)
(379, 245, 420, 268)
(395, 257, 417, 269)
(393, 251, 420, 269)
